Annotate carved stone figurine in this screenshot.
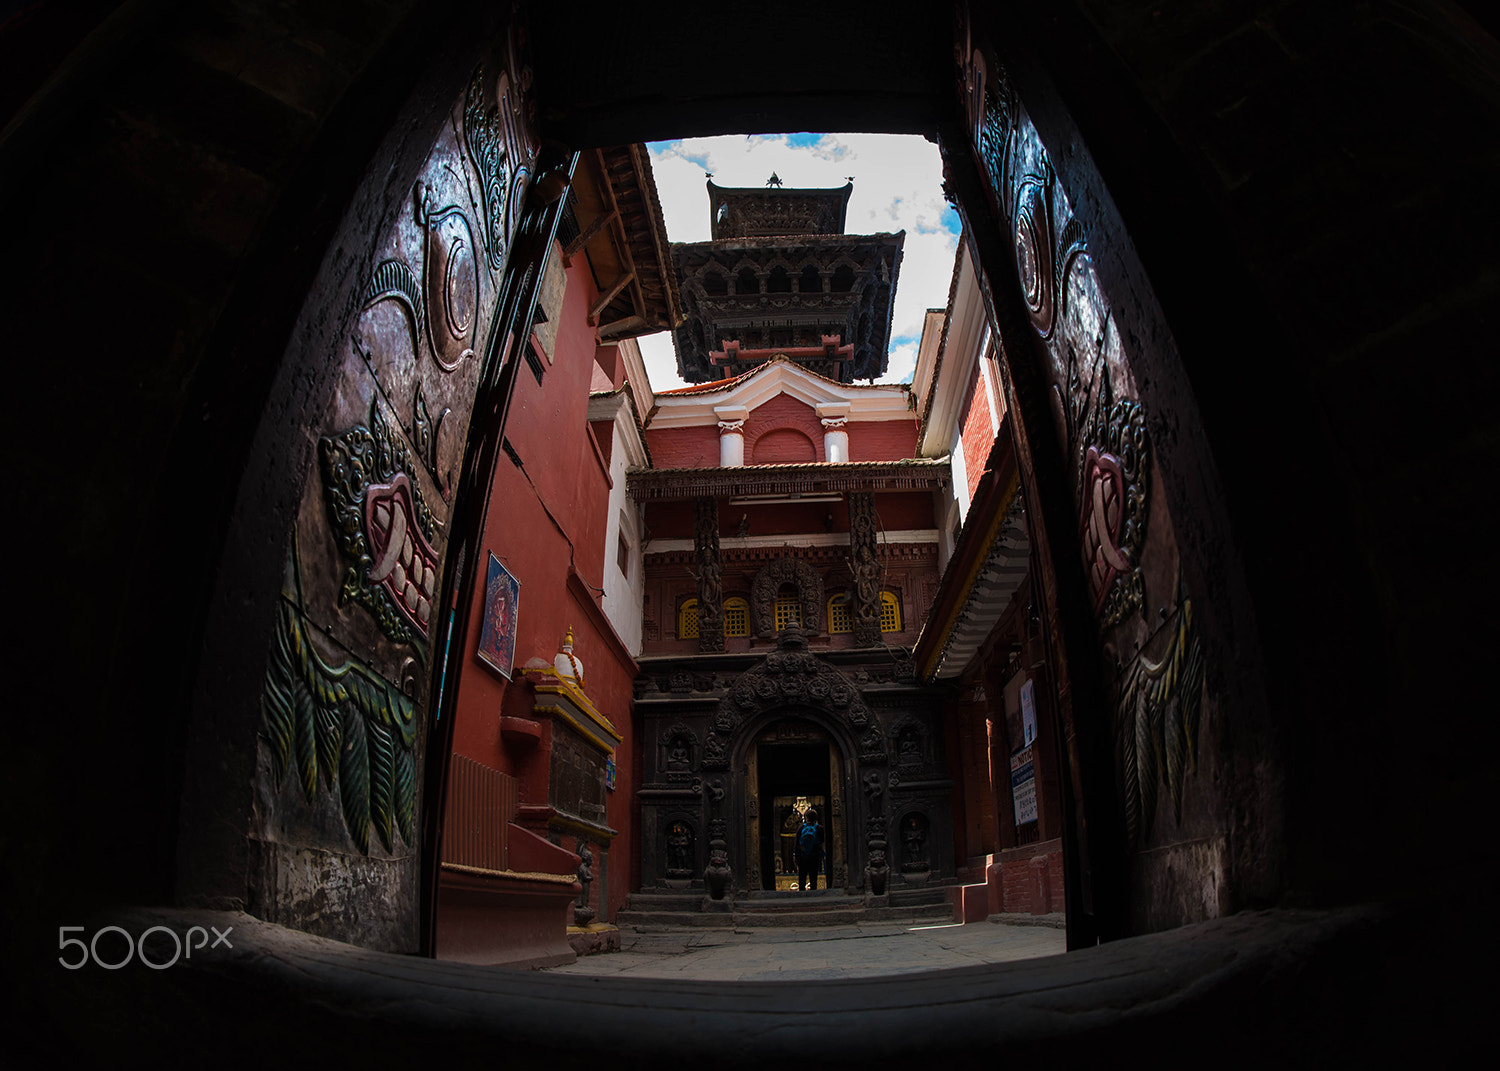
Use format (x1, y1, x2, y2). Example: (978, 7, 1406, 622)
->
(901, 815, 929, 872)
(573, 840, 596, 926)
(666, 822, 692, 875)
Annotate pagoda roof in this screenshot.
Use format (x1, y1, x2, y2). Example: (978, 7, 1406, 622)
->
(707, 179, 854, 239)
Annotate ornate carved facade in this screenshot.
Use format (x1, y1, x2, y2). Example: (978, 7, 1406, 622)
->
(634, 630, 953, 894)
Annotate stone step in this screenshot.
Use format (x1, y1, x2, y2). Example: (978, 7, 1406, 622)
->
(629, 884, 954, 907)
(615, 900, 955, 930)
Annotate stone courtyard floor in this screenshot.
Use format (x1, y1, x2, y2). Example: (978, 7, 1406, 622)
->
(540, 917, 1067, 981)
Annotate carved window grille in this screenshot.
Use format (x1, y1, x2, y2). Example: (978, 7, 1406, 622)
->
(679, 598, 699, 639)
(827, 592, 852, 634)
(879, 591, 902, 633)
(725, 597, 750, 637)
(774, 594, 802, 631)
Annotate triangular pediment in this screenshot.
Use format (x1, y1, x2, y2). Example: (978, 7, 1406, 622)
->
(649, 357, 911, 429)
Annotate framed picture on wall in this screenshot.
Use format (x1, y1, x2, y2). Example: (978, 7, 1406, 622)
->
(605, 756, 617, 791)
(476, 553, 520, 680)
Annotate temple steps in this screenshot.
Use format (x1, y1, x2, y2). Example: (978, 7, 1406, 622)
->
(617, 885, 957, 928)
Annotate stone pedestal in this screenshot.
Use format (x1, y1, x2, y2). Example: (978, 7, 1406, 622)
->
(567, 923, 621, 956)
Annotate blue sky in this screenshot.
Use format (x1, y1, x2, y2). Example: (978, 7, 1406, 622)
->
(638, 134, 960, 390)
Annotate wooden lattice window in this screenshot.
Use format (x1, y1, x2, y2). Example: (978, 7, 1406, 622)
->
(725, 597, 750, 637)
(827, 593, 852, 634)
(679, 598, 699, 639)
(879, 591, 902, 633)
(774, 594, 802, 631)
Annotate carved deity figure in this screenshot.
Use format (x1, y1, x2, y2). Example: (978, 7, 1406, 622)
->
(666, 822, 692, 874)
(901, 814, 929, 870)
(574, 841, 596, 926)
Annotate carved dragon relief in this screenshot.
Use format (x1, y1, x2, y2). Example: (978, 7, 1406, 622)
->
(966, 31, 1210, 844)
(463, 66, 517, 271)
(416, 182, 480, 373)
(319, 397, 440, 653)
(1071, 353, 1149, 631)
(462, 56, 535, 276)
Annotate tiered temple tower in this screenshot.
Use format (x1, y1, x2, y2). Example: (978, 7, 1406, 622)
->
(670, 177, 904, 383)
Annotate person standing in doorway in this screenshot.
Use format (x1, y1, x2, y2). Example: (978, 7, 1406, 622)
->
(796, 808, 826, 891)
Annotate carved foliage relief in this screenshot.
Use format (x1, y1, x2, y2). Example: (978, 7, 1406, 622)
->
(963, 33, 1208, 846)
(259, 51, 538, 856)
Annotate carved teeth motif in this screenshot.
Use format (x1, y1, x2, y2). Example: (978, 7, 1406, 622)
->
(363, 472, 440, 637)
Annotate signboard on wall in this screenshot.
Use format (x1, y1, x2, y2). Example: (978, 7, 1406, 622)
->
(1021, 678, 1037, 747)
(1010, 746, 1037, 825)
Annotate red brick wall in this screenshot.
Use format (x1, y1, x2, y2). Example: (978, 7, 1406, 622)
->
(752, 427, 817, 463)
(995, 840, 1065, 915)
(959, 365, 994, 500)
(646, 424, 719, 468)
(847, 418, 919, 461)
(744, 393, 823, 461)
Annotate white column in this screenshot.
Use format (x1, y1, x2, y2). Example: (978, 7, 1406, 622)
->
(821, 417, 849, 462)
(718, 420, 745, 466)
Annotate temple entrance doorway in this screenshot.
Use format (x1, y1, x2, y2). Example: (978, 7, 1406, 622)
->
(747, 719, 844, 892)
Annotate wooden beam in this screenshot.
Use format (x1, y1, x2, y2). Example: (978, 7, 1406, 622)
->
(588, 270, 635, 325)
(564, 207, 617, 259)
(596, 315, 646, 340)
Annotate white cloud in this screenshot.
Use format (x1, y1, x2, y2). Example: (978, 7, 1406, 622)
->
(638, 134, 958, 392)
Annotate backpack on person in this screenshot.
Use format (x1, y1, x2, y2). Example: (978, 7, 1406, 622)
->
(797, 822, 819, 860)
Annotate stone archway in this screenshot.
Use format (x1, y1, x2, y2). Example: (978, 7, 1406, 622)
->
(712, 628, 885, 894)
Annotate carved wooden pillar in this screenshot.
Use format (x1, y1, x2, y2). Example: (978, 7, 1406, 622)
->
(693, 497, 725, 652)
(848, 491, 881, 647)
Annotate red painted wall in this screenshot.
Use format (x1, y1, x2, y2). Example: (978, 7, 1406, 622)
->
(449, 247, 638, 924)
